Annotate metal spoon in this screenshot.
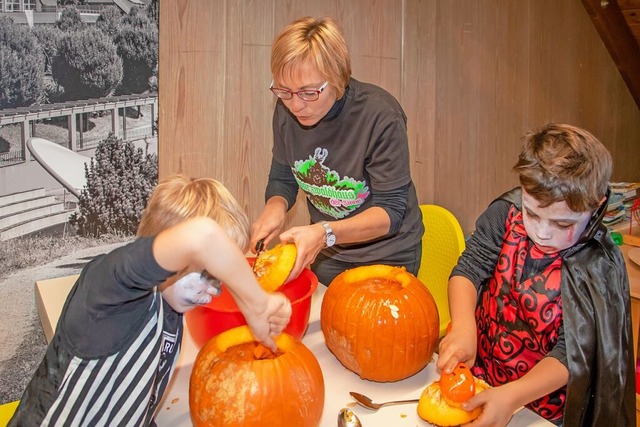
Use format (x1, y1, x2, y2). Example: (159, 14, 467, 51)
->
(349, 391, 419, 411)
(337, 407, 362, 427)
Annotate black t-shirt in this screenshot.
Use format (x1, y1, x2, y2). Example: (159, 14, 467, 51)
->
(10, 237, 183, 426)
(269, 78, 423, 263)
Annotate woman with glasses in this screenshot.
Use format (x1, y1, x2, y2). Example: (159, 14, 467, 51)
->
(251, 16, 424, 286)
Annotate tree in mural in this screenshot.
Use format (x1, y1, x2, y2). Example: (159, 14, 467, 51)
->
(95, 5, 123, 38)
(113, 8, 158, 94)
(70, 133, 158, 237)
(0, 16, 45, 109)
(56, 5, 85, 32)
(31, 25, 63, 73)
(52, 26, 122, 101)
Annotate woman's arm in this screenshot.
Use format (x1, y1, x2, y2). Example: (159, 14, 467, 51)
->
(251, 159, 297, 251)
(279, 206, 391, 281)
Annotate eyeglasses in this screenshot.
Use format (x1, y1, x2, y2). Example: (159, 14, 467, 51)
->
(269, 81, 328, 101)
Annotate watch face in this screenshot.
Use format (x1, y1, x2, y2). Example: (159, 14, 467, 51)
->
(326, 234, 336, 247)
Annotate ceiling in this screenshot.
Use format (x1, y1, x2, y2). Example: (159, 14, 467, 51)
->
(582, 0, 640, 109)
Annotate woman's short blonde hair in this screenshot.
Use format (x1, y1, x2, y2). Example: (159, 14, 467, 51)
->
(137, 174, 250, 251)
(271, 16, 351, 99)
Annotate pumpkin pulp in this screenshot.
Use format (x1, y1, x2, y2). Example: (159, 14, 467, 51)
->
(218, 342, 284, 361)
(440, 362, 475, 406)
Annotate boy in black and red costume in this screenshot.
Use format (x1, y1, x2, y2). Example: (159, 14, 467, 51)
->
(437, 123, 634, 426)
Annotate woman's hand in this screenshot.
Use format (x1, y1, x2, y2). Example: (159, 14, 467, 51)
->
(278, 223, 326, 282)
(243, 292, 292, 351)
(251, 197, 288, 251)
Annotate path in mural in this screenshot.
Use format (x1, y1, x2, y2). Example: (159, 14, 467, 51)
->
(0, 241, 129, 404)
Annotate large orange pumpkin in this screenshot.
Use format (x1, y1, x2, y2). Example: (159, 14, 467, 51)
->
(320, 264, 439, 382)
(189, 325, 325, 427)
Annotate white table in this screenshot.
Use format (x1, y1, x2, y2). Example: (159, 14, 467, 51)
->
(35, 275, 552, 426)
(153, 285, 552, 426)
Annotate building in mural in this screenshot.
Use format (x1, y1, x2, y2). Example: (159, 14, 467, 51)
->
(0, 0, 147, 24)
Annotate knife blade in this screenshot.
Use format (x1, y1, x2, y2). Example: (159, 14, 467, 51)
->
(252, 239, 265, 274)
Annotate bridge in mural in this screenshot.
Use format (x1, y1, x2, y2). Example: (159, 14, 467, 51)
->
(0, 93, 157, 166)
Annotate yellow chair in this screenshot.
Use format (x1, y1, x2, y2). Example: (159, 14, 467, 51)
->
(0, 400, 19, 426)
(417, 204, 466, 337)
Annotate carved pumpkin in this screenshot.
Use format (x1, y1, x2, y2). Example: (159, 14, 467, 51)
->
(189, 325, 325, 427)
(320, 264, 439, 382)
(254, 243, 297, 292)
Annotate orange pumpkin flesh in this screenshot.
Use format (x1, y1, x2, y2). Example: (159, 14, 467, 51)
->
(254, 243, 297, 292)
(189, 325, 324, 427)
(440, 363, 475, 406)
(320, 265, 440, 382)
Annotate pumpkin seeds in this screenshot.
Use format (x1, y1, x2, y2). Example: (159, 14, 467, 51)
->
(388, 304, 400, 319)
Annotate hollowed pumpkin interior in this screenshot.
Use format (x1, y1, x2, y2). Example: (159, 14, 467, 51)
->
(220, 342, 284, 360)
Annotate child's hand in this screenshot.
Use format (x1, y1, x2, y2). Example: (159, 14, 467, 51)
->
(460, 385, 520, 427)
(162, 271, 223, 313)
(245, 293, 292, 351)
(436, 324, 477, 374)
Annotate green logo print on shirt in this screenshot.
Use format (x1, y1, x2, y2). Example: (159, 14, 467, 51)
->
(292, 148, 370, 219)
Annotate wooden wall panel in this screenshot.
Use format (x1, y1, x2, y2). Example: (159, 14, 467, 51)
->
(432, 1, 531, 231)
(160, 0, 640, 236)
(234, 1, 273, 217)
(159, 1, 226, 177)
(403, 0, 437, 203)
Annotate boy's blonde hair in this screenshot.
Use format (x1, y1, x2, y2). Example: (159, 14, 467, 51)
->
(137, 174, 250, 251)
(271, 16, 351, 99)
(513, 123, 612, 212)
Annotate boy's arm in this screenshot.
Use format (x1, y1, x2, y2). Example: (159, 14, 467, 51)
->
(502, 357, 569, 408)
(437, 200, 512, 372)
(153, 217, 291, 348)
(463, 357, 568, 426)
(436, 276, 479, 373)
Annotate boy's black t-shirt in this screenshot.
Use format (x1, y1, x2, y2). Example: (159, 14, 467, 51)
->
(9, 237, 182, 426)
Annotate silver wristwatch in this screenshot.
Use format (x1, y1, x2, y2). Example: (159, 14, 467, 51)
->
(321, 221, 336, 247)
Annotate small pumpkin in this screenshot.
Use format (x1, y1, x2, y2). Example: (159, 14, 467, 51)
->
(189, 325, 324, 427)
(417, 376, 490, 426)
(320, 264, 439, 382)
(254, 243, 297, 292)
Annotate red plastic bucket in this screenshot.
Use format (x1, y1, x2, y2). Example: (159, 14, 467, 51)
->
(185, 260, 318, 349)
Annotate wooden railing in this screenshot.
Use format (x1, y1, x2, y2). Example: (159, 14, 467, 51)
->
(0, 94, 157, 168)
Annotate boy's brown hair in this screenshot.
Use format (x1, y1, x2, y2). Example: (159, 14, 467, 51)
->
(137, 174, 250, 250)
(513, 123, 612, 212)
(271, 16, 351, 99)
